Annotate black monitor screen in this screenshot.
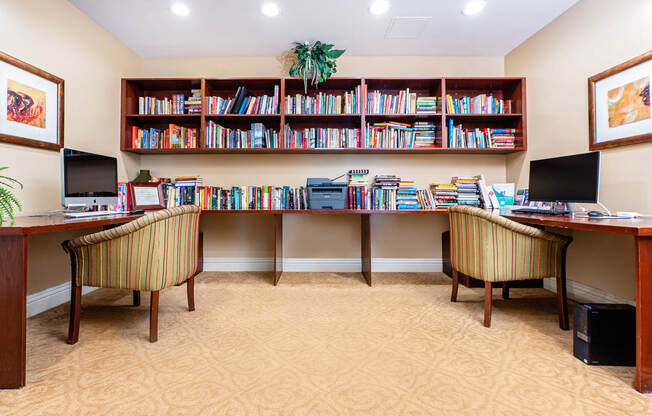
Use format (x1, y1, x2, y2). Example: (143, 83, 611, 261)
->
(528, 152, 600, 203)
(63, 149, 117, 197)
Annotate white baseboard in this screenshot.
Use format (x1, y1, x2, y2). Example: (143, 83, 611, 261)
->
(27, 282, 98, 318)
(203, 257, 443, 273)
(543, 278, 635, 306)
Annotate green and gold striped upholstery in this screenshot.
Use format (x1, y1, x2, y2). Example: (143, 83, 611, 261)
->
(64, 205, 201, 291)
(448, 206, 572, 282)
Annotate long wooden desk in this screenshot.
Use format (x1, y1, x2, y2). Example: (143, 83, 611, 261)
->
(2, 209, 652, 392)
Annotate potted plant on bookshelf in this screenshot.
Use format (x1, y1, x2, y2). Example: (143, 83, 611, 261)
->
(0, 167, 22, 224)
(289, 41, 345, 93)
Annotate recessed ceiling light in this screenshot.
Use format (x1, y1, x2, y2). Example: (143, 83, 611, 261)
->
(462, 0, 486, 16)
(369, 0, 390, 15)
(261, 2, 280, 17)
(170, 2, 190, 16)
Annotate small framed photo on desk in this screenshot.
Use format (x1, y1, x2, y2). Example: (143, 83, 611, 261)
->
(130, 183, 165, 210)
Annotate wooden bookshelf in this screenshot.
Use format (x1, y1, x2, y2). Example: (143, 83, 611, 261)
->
(120, 77, 526, 153)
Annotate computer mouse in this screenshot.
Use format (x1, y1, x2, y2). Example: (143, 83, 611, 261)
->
(587, 211, 605, 218)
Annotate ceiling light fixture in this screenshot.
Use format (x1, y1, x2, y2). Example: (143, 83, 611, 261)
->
(369, 0, 390, 15)
(170, 2, 190, 16)
(462, 0, 487, 16)
(261, 2, 280, 17)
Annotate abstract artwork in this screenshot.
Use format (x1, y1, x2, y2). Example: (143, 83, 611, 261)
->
(0, 51, 64, 150)
(589, 51, 652, 150)
(7, 79, 47, 128)
(607, 77, 650, 127)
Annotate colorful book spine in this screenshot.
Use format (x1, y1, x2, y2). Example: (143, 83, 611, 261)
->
(131, 125, 198, 149)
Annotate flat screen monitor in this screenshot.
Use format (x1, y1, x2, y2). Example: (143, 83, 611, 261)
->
(528, 152, 600, 203)
(61, 148, 118, 207)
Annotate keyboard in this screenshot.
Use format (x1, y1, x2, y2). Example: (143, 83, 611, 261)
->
(511, 207, 569, 215)
(64, 210, 121, 218)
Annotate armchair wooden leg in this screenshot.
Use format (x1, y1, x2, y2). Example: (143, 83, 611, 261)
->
(484, 282, 493, 328)
(150, 291, 159, 343)
(502, 282, 509, 299)
(133, 291, 141, 307)
(451, 269, 459, 302)
(68, 283, 81, 344)
(187, 276, 195, 312)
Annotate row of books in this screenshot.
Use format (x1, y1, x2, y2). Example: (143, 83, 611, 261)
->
(185, 90, 202, 114)
(136, 90, 201, 115)
(166, 184, 308, 210)
(430, 175, 501, 209)
(283, 126, 360, 149)
(454, 177, 481, 207)
(205, 121, 279, 149)
(416, 96, 441, 113)
(347, 170, 369, 209)
(130, 125, 199, 149)
(150, 174, 515, 211)
(368, 175, 430, 211)
(367, 89, 418, 114)
(365, 122, 438, 149)
(446, 94, 512, 114)
(447, 120, 516, 149)
(109, 182, 131, 212)
(138, 94, 186, 115)
(285, 88, 360, 114)
(205, 86, 280, 115)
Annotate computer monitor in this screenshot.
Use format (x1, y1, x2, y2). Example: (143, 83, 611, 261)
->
(528, 152, 600, 203)
(61, 148, 118, 207)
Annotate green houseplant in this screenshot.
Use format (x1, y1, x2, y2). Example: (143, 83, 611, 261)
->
(0, 167, 22, 223)
(289, 41, 345, 93)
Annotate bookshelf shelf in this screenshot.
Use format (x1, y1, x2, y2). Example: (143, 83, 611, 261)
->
(284, 113, 361, 118)
(120, 77, 526, 153)
(365, 113, 441, 118)
(204, 113, 281, 117)
(123, 147, 520, 155)
(126, 114, 201, 118)
(202, 209, 450, 215)
(445, 113, 522, 117)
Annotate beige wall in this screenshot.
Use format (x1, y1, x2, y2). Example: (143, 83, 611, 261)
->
(0, 0, 141, 293)
(505, 0, 652, 300)
(139, 56, 506, 259)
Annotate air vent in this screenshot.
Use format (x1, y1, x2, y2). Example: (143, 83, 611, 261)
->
(385, 16, 432, 39)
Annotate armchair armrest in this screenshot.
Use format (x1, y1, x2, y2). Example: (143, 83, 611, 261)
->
(450, 206, 572, 246)
(64, 205, 201, 249)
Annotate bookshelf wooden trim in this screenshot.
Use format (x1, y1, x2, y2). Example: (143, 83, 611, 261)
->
(120, 76, 527, 153)
(122, 147, 520, 155)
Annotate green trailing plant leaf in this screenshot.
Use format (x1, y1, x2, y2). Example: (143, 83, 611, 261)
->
(0, 167, 22, 224)
(288, 40, 346, 93)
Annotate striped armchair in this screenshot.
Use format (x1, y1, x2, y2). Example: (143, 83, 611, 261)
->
(62, 205, 201, 343)
(448, 206, 573, 329)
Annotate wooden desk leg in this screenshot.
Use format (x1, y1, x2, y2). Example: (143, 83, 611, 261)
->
(273, 214, 283, 286)
(0, 235, 28, 389)
(361, 214, 372, 287)
(636, 236, 652, 393)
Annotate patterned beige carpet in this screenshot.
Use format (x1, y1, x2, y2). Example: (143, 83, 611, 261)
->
(0, 272, 649, 415)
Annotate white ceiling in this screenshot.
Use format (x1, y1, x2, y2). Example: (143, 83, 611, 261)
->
(69, 0, 579, 58)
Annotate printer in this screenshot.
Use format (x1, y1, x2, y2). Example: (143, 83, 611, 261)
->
(307, 178, 347, 209)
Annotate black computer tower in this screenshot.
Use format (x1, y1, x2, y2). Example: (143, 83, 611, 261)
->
(573, 303, 636, 366)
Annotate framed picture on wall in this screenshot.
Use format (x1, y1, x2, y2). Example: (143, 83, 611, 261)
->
(0, 51, 64, 151)
(129, 182, 165, 210)
(589, 51, 652, 150)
